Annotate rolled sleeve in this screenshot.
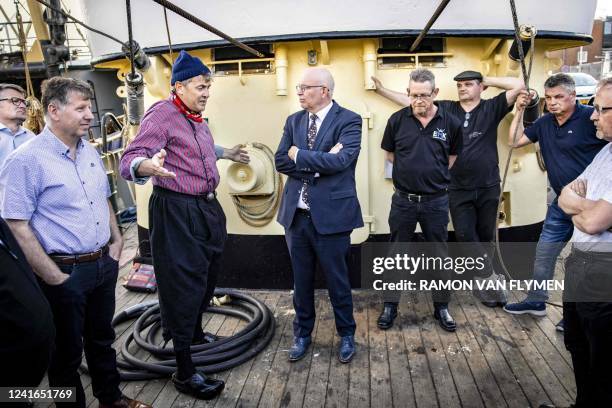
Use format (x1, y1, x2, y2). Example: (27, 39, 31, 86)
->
(130, 157, 150, 185)
(524, 120, 540, 143)
(119, 112, 168, 180)
(214, 144, 224, 161)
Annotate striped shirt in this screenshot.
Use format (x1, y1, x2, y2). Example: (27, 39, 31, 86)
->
(0, 126, 111, 254)
(120, 98, 220, 195)
(571, 142, 612, 252)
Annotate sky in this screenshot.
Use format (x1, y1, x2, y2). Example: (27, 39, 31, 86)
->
(596, 0, 612, 18)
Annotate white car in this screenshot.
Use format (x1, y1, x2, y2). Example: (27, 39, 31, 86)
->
(568, 72, 597, 105)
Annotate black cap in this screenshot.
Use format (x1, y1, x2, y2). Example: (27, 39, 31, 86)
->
(453, 70, 483, 82)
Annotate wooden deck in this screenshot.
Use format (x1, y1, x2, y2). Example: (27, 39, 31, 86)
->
(35, 225, 575, 408)
(38, 284, 574, 407)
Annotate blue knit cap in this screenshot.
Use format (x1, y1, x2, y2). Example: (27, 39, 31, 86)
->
(171, 50, 211, 85)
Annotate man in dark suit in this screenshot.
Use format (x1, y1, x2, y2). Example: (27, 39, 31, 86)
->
(0, 217, 55, 391)
(275, 67, 363, 363)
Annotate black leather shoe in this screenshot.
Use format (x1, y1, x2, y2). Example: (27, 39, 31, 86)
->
(377, 302, 398, 330)
(288, 336, 311, 361)
(433, 307, 457, 332)
(172, 371, 225, 400)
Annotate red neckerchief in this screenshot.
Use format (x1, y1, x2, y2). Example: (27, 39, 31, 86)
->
(171, 92, 203, 123)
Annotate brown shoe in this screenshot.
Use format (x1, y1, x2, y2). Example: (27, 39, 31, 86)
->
(99, 396, 152, 408)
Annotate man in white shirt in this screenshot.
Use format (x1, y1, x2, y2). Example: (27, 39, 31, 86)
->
(550, 76, 612, 408)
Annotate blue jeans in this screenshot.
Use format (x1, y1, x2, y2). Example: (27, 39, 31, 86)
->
(527, 199, 574, 302)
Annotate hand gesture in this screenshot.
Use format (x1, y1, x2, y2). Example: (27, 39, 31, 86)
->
(138, 149, 177, 178)
(225, 144, 250, 163)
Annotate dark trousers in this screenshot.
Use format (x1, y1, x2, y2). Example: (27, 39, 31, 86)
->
(286, 211, 356, 338)
(563, 249, 612, 407)
(39, 254, 122, 408)
(449, 185, 500, 278)
(149, 187, 226, 352)
(387, 192, 451, 307)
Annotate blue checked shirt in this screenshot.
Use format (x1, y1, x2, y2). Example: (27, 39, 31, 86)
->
(0, 122, 35, 168)
(0, 126, 111, 254)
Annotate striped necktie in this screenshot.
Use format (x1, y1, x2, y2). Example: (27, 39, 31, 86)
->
(302, 113, 318, 208)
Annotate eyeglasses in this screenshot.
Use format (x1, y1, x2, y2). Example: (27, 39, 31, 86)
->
(296, 84, 326, 93)
(408, 93, 433, 100)
(463, 112, 471, 128)
(0, 97, 30, 107)
(593, 105, 612, 114)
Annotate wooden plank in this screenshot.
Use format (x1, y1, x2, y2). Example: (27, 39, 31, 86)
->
(324, 322, 350, 408)
(412, 292, 461, 408)
(459, 291, 549, 407)
(384, 294, 417, 408)
(347, 291, 370, 408)
(215, 292, 281, 408)
(237, 292, 293, 407)
(505, 290, 570, 366)
(303, 293, 334, 407)
(366, 292, 393, 408)
(397, 293, 437, 408)
(486, 301, 574, 406)
(278, 292, 324, 408)
(444, 293, 507, 408)
(455, 291, 530, 408)
(256, 291, 298, 408)
(420, 293, 484, 408)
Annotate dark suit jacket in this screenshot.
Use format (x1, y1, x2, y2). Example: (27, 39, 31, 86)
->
(0, 218, 55, 353)
(275, 101, 364, 235)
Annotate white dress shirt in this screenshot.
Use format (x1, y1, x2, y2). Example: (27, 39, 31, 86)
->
(295, 101, 333, 209)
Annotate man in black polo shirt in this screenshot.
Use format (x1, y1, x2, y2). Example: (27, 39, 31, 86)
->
(372, 72, 524, 308)
(379, 68, 462, 332)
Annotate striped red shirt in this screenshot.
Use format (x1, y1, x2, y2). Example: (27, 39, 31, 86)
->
(120, 98, 220, 195)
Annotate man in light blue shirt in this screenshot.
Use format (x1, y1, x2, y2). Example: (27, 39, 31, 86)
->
(0, 83, 35, 168)
(0, 77, 150, 408)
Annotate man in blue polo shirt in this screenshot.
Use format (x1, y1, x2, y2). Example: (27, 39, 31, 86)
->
(504, 73, 607, 328)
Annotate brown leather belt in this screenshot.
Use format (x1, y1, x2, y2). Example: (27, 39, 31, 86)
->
(49, 244, 109, 265)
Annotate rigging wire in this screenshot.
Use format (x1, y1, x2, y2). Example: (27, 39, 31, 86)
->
(162, 6, 174, 63)
(494, 0, 563, 308)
